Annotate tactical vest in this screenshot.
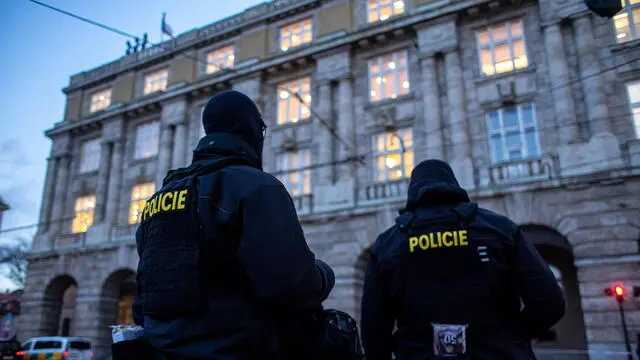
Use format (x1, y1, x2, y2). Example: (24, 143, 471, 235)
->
(136, 158, 250, 319)
(394, 203, 519, 355)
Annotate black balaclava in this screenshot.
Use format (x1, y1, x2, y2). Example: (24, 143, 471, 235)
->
(202, 90, 266, 160)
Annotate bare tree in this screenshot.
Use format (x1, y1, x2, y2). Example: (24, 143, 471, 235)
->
(0, 238, 28, 289)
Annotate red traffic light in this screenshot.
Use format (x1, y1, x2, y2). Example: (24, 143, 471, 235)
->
(615, 286, 625, 297)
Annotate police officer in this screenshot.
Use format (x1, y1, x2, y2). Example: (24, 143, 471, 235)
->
(360, 159, 565, 360)
(132, 90, 335, 359)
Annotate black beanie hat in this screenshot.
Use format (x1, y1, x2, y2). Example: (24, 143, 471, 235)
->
(404, 159, 470, 209)
(202, 90, 266, 160)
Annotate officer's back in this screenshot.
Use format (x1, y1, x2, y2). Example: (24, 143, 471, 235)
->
(133, 90, 335, 360)
(361, 159, 565, 360)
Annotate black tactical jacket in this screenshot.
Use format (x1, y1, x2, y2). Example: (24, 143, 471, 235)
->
(360, 160, 565, 360)
(133, 133, 335, 360)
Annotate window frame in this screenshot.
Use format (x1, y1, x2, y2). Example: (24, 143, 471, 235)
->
(485, 103, 542, 164)
(205, 45, 235, 74)
(89, 88, 112, 113)
(275, 149, 312, 197)
(475, 19, 529, 77)
(614, 0, 640, 43)
(279, 18, 313, 52)
(372, 128, 415, 182)
(143, 68, 169, 95)
(367, 49, 411, 102)
(133, 121, 161, 160)
(277, 77, 312, 125)
(78, 138, 102, 174)
(625, 80, 640, 139)
(71, 194, 96, 234)
(367, 0, 406, 24)
(128, 182, 156, 224)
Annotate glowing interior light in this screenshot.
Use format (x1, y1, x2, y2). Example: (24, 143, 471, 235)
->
(381, 15, 390, 20)
(280, 91, 289, 99)
(370, 91, 377, 97)
(388, 62, 396, 69)
(385, 157, 397, 168)
(394, 1, 404, 9)
(281, 46, 289, 51)
(402, 81, 409, 89)
(376, 77, 382, 84)
(615, 286, 624, 296)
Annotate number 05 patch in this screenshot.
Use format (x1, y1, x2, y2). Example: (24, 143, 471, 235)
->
(432, 323, 468, 357)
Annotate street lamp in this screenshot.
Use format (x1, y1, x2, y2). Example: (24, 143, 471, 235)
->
(604, 284, 632, 360)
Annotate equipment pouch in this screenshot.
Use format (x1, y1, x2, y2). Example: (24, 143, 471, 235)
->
(432, 323, 468, 359)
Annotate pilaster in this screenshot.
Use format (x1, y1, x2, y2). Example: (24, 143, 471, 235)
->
(420, 55, 444, 160)
(104, 140, 124, 227)
(172, 122, 188, 169)
(49, 154, 72, 237)
(93, 141, 113, 224)
(543, 21, 579, 144)
(37, 156, 58, 234)
(156, 124, 175, 188)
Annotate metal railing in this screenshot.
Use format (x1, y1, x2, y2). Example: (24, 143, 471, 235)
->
(487, 154, 559, 185)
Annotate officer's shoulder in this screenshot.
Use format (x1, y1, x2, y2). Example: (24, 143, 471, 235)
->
(370, 225, 401, 255)
(475, 206, 518, 234)
(222, 165, 286, 191)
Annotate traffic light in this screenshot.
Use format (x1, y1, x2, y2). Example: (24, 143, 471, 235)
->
(585, 0, 623, 18)
(604, 284, 626, 303)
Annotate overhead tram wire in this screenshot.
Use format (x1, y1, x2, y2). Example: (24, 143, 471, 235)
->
(26, 0, 358, 161)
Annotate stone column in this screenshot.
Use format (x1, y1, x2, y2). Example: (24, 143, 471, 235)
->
(104, 140, 124, 227)
(337, 76, 355, 180)
(421, 55, 444, 160)
(49, 154, 71, 236)
(444, 49, 474, 188)
(444, 49, 470, 161)
(171, 122, 187, 170)
(72, 289, 105, 358)
(573, 14, 610, 135)
(93, 141, 113, 224)
(316, 81, 334, 185)
(543, 22, 579, 144)
(37, 157, 58, 233)
(156, 125, 175, 187)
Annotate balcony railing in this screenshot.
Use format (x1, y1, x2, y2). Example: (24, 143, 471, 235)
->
(110, 223, 139, 243)
(487, 155, 559, 185)
(292, 194, 313, 215)
(54, 233, 86, 250)
(357, 179, 409, 206)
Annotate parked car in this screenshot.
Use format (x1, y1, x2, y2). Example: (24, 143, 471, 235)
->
(19, 337, 93, 360)
(0, 339, 22, 360)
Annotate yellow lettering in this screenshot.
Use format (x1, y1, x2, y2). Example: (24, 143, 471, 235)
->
(409, 237, 418, 252)
(453, 231, 458, 246)
(419, 235, 429, 249)
(431, 233, 439, 248)
(172, 190, 178, 209)
(459, 230, 468, 246)
(161, 192, 173, 211)
(142, 201, 149, 221)
(177, 190, 188, 209)
(442, 232, 453, 247)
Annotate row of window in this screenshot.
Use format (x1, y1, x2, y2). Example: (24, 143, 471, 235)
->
(71, 102, 543, 234)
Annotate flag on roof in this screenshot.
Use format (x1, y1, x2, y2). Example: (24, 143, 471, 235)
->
(161, 13, 174, 37)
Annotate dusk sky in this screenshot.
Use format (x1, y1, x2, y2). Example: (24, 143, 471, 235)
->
(0, 0, 261, 288)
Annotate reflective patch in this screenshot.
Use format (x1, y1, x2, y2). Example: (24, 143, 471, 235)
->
(141, 188, 189, 222)
(432, 323, 467, 357)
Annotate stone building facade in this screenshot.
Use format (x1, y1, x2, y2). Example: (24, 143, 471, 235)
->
(21, 0, 640, 358)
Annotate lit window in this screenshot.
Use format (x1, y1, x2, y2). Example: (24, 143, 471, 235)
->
(90, 88, 112, 113)
(625, 81, 640, 138)
(78, 138, 101, 174)
(280, 18, 313, 51)
(368, 50, 410, 102)
(276, 150, 311, 196)
(373, 128, 414, 182)
(71, 195, 96, 233)
(476, 20, 528, 77)
(134, 121, 160, 160)
(486, 104, 540, 163)
(277, 77, 312, 125)
(117, 294, 135, 325)
(206, 45, 235, 74)
(614, 0, 640, 43)
(143, 69, 168, 95)
(129, 182, 156, 224)
(368, 0, 405, 23)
